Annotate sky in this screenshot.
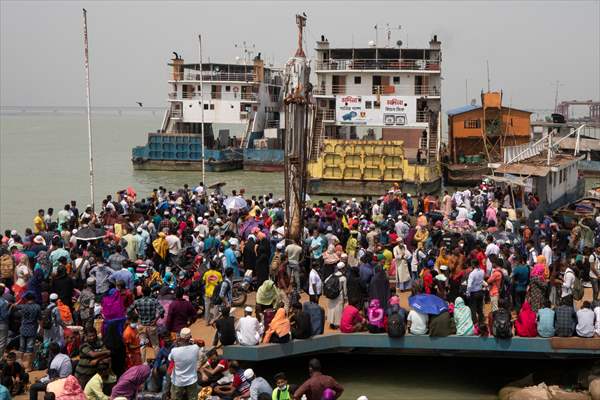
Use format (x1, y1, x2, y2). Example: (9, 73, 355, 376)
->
(1, 0, 599, 113)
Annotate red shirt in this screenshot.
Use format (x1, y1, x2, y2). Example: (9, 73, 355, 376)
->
(340, 305, 362, 333)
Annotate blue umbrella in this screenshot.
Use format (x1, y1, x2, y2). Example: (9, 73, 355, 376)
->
(408, 294, 448, 315)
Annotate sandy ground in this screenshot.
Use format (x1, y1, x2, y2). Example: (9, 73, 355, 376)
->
(15, 287, 593, 400)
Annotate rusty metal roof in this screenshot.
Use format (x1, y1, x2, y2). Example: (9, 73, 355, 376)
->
(493, 152, 581, 177)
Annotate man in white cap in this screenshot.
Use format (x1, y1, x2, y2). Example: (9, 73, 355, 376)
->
(243, 368, 272, 400)
(235, 306, 263, 346)
(169, 327, 201, 400)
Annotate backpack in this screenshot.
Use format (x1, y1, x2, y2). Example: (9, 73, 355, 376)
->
(499, 274, 512, 301)
(41, 304, 56, 330)
(323, 274, 341, 299)
(571, 271, 584, 301)
(387, 312, 406, 338)
(0, 254, 13, 279)
(211, 281, 225, 305)
(493, 309, 512, 338)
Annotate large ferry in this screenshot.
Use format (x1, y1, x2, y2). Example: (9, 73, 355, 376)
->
(132, 51, 283, 172)
(307, 35, 443, 195)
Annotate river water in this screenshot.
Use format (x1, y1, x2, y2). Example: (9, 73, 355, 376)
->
(0, 111, 589, 398)
(0, 111, 285, 230)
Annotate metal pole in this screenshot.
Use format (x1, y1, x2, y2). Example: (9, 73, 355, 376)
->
(82, 9, 95, 210)
(547, 129, 552, 166)
(198, 34, 206, 190)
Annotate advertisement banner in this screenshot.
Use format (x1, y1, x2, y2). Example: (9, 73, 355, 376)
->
(335, 95, 419, 126)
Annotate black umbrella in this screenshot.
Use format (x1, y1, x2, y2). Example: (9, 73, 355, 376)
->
(73, 226, 106, 241)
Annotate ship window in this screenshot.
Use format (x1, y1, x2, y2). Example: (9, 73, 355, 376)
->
(204, 104, 209, 110)
(365, 101, 372, 109)
(225, 85, 231, 92)
(210, 104, 215, 110)
(464, 119, 481, 129)
(354, 76, 361, 84)
(374, 100, 380, 109)
(197, 85, 202, 91)
(393, 76, 400, 84)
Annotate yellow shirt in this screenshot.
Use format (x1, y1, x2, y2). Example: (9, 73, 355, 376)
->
(203, 270, 223, 298)
(33, 215, 46, 234)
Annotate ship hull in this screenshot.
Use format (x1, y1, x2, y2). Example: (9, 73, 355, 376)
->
(132, 159, 242, 172)
(243, 162, 284, 172)
(308, 177, 442, 196)
(243, 148, 284, 172)
(444, 164, 491, 186)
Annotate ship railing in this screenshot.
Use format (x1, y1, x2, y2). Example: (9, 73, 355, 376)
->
(265, 119, 281, 128)
(169, 92, 203, 99)
(240, 92, 259, 101)
(177, 71, 257, 82)
(313, 85, 441, 96)
(416, 111, 430, 123)
(314, 58, 441, 71)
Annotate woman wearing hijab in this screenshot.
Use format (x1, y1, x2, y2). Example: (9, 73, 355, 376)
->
(13, 257, 32, 303)
(110, 364, 152, 400)
(27, 267, 45, 304)
(255, 279, 279, 315)
(515, 301, 538, 337)
(162, 268, 176, 289)
(152, 232, 169, 272)
(101, 288, 127, 337)
(526, 268, 547, 313)
(345, 267, 364, 309)
(263, 307, 291, 343)
(531, 255, 549, 279)
(367, 299, 385, 333)
(48, 375, 86, 400)
(453, 297, 474, 335)
(242, 234, 257, 273)
(322, 244, 340, 282)
(104, 322, 126, 377)
(255, 232, 271, 287)
(34, 250, 52, 280)
(368, 265, 390, 311)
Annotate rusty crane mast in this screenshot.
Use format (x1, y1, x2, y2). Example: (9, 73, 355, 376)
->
(283, 14, 313, 243)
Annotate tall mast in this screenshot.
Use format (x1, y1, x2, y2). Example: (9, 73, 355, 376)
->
(198, 34, 206, 190)
(82, 9, 95, 210)
(284, 13, 311, 243)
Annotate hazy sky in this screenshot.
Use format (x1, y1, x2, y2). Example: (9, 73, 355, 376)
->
(1, 0, 598, 112)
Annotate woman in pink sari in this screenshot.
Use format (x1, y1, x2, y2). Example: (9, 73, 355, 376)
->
(515, 301, 537, 337)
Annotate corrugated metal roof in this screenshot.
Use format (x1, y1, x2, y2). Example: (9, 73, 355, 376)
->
(446, 104, 479, 116)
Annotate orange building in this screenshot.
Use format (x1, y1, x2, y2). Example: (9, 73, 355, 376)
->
(447, 91, 532, 163)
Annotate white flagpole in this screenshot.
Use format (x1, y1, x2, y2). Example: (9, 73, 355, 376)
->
(198, 34, 206, 190)
(83, 8, 95, 210)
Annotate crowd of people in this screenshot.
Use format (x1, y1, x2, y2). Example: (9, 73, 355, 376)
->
(0, 180, 599, 399)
